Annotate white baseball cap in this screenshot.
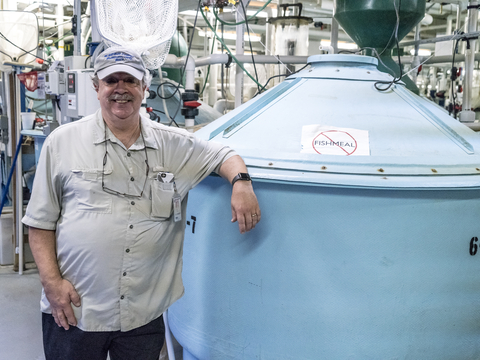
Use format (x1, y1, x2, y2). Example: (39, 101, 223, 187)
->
(94, 47, 147, 80)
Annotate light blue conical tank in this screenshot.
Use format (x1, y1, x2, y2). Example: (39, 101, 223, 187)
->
(168, 55, 480, 359)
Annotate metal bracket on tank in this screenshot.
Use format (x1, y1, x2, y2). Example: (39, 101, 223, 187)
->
(393, 86, 475, 155)
(208, 77, 304, 140)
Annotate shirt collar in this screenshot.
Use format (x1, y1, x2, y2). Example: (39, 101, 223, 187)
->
(92, 109, 159, 150)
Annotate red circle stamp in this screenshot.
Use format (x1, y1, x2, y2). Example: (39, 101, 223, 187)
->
(311, 130, 358, 155)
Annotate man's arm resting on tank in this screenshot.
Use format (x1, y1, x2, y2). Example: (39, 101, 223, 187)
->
(218, 155, 261, 234)
(29, 227, 81, 330)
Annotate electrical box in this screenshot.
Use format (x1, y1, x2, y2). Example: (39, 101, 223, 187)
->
(36, 72, 46, 99)
(66, 69, 100, 120)
(45, 69, 65, 95)
(45, 61, 66, 95)
(64, 55, 86, 71)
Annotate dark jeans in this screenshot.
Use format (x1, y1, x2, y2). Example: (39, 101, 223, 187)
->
(42, 313, 165, 360)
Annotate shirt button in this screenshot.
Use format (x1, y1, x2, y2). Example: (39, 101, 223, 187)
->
(129, 225, 133, 229)
(127, 152, 131, 157)
(123, 272, 127, 276)
(130, 177, 134, 181)
(131, 201, 135, 205)
(120, 295, 125, 300)
(126, 249, 130, 253)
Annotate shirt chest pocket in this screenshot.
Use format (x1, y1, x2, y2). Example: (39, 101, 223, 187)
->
(150, 179, 174, 219)
(71, 169, 112, 214)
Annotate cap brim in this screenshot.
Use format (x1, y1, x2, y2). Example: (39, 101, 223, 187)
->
(97, 64, 144, 80)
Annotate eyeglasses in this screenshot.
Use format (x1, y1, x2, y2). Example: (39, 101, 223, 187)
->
(101, 124, 150, 198)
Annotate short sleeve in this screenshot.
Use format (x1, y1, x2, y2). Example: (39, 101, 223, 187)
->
(22, 135, 62, 230)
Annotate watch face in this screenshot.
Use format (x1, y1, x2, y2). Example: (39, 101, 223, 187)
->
(240, 173, 251, 181)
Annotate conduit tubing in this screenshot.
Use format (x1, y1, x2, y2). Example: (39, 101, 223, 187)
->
(162, 54, 309, 89)
(400, 30, 480, 47)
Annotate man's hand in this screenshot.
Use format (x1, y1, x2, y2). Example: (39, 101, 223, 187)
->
(231, 180, 261, 234)
(218, 155, 261, 234)
(28, 227, 81, 330)
(43, 278, 81, 330)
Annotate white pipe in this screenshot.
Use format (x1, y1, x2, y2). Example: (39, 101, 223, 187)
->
(81, 1, 91, 56)
(446, 15, 455, 35)
(459, 1, 478, 123)
(162, 55, 195, 132)
(208, 12, 218, 107)
(163, 311, 176, 360)
(90, 0, 102, 43)
(73, 0, 82, 56)
(330, 18, 339, 54)
(14, 71, 23, 275)
(235, 4, 246, 108)
(194, 54, 309, 67)
(213, 99, 235, 113)
(185, 57, 195, 91)
(158, 69, 172, 124)
(56, 2, 65, 59)
(411, 25, 421, 86)
(465, 122, 480, 131)
(83, 26, 92, 56)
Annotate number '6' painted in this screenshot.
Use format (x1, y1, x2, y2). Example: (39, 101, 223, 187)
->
(470, 237, 478, 256)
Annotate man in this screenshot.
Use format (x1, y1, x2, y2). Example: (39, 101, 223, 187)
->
(22, 46, 261, 360)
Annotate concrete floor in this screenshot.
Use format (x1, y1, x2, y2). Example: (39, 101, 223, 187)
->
(0, 263, 184, 360)
(0, 264, 45, 360)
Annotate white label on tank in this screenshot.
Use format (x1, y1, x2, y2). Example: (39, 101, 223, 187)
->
(301, 125, 370, 156)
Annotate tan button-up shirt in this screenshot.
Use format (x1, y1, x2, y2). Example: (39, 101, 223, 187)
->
(22, 109, 235, 331)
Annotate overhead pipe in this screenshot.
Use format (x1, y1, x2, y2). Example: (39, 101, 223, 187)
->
(399, 52, 480, 64)
(194, 54, 309, 67)
(400, 30, 480, 47)
(162, 53, 309, 129)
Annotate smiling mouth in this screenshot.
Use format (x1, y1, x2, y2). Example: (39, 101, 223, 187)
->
(109, 96, 134, 103)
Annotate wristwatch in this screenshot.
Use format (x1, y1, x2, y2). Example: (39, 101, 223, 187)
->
(231, 172, 252, 186)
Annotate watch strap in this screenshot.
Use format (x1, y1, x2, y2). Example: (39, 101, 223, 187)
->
(231, 172, 252, 186)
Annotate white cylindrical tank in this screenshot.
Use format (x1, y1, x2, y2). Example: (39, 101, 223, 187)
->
(169, 55, 480, 359)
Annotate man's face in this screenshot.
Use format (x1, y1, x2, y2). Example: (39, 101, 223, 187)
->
(96, 72, 146, 122)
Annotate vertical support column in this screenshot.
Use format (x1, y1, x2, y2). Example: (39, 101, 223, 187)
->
(235, 2, 246, 108)
(330, 18, 339, 54)
(459, 1, 478, 123)
(411, 24, 421, 86)
(56, 1, 65, 59)
(13, 69, 23, 274)
(73, 0, 82, 56)
(90, 0, 101, 43)
(208, 12, 218, 107)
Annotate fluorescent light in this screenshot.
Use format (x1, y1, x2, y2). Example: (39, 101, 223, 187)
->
(321, 40, 358, 50)
(199, 30, 261, 42)
(410, 49, 432, 56)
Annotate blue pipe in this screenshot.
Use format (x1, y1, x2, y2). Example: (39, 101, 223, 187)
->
(0, 135, 23, 215)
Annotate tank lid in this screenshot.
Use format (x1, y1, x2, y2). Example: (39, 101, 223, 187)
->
(307, 54, 378, 66)
(197, 55, 480, 189)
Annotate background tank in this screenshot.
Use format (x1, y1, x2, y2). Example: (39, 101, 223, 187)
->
(168, 54, 480, 359)
(334, 0, 425, 94)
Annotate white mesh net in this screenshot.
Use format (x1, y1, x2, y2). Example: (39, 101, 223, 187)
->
(94, 0, 178, 69)
(0, 11, 38, 72)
